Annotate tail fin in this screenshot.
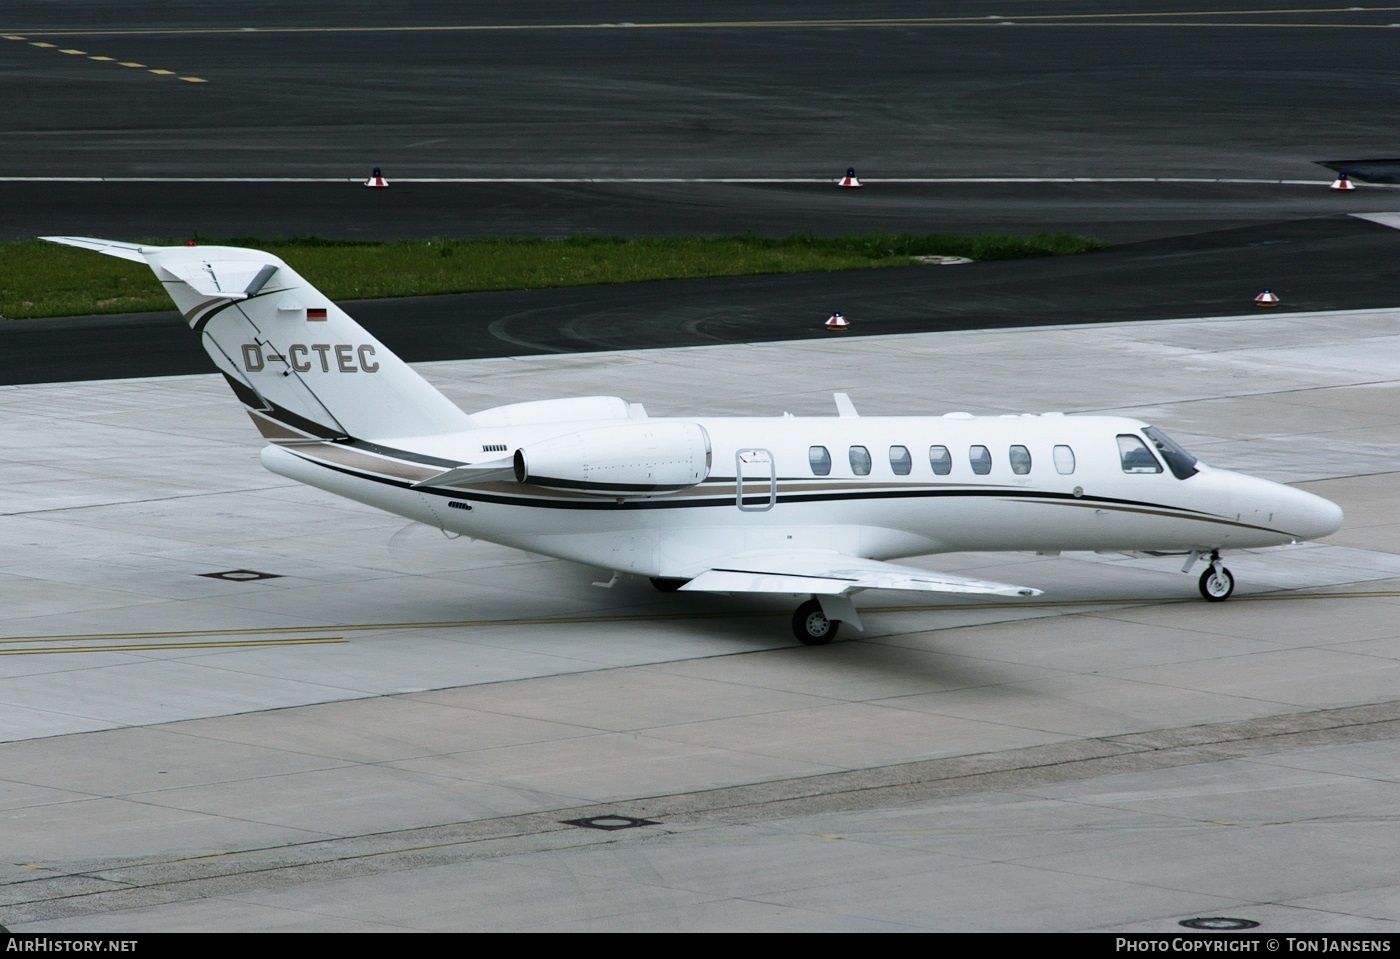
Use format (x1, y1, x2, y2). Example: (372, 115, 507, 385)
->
(44, 237, 472, 442)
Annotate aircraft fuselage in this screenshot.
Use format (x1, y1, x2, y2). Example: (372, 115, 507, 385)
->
(261, 411, 1342, 580)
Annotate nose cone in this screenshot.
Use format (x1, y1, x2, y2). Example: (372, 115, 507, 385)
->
(1217, 469, 1344, 544)
(1286, 487, 1344, 541)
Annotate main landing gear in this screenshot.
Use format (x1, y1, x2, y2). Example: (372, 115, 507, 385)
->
(1195, 550, 1235, 602)
(792, 598, 840, 645)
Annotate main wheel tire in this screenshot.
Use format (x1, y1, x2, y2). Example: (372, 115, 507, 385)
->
(649, 577, 686, 593)
(1198, 565, 1235, 602)
(792, 599, 840, 645)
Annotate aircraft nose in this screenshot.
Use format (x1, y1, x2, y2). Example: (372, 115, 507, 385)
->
(1283, 486, 1344, 541)
(1220, 470, 1344, 544)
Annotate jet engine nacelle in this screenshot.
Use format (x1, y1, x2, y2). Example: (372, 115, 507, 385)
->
(513, 422, 712, 495)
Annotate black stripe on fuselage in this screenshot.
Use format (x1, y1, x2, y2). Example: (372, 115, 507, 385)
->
(345, 438, 461, 469)
(221, 374, 346, 441)
(279, 446, 1288, 536)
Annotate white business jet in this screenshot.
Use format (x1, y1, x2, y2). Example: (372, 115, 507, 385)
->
(46, 237, 1344, 644)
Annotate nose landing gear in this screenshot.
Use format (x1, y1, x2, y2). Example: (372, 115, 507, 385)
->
(1196, 551, 1235, 602)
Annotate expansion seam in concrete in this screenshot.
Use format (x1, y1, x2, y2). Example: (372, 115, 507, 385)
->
(4, 699, 1398, 923)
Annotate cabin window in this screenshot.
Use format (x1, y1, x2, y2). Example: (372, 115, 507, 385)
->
(1143, 426, 1200, 480)
(1009, 445, 1031, 475)
(849, 445, 872, 476)
(889, 445, 912, 475)
(929, 445, 952, 475)
(969, 445, 992, 475)
(808, 445, 832, 476)
(1053, 444, 1076, 475)
(1117, 434, 1163, 473)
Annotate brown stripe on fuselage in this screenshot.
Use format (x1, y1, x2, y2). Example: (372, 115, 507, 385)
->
(1014, 497, 1277, 535)
(179, 296, 227, 327)
(293, 443, 440, 483)
(248, 410, 317, 442)
(438, 477, 1007, 504)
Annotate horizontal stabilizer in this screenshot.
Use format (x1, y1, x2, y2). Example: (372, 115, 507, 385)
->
(42, 235, 153, 263)
(681, 549, 1042, 598)
(45, 236, 280, 297)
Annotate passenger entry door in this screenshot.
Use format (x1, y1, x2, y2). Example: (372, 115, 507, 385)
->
(735, 448, 776, 512)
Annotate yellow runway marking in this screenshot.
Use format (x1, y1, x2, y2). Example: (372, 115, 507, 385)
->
(0, 591, 1394, 650)
(0, 637, 345, 657)
(6, 33, 199, 81)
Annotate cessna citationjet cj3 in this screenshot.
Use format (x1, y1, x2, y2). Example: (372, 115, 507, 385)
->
(47, 237, 1344, 644)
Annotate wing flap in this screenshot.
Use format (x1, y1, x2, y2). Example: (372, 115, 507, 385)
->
(680, 550, 1041, 597)
(682, 569, 856, 595)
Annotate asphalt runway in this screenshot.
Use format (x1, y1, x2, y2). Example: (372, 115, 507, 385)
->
(3, 180, 1382, 245)
(3, 0, 1400, 934)
(5, 212, 1400, 385)
(5, 1, 1400, 180)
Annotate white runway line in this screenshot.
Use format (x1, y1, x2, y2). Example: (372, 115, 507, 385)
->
(5, 176, 1398, 187)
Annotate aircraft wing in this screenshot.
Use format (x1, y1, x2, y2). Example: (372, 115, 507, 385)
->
(679, 550, 1042, 598)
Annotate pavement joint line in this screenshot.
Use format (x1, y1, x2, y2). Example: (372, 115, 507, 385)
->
(1, 589, 1394, 647)
(0, 638, 346, 656)
(5, 699, 1398, 921)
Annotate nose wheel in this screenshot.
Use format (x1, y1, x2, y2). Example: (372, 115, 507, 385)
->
(792, 598, 840, 645)
(1198, 560, 1235, 602)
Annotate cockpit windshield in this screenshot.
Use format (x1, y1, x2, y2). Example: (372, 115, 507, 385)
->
(1143, 426, 1200, 480)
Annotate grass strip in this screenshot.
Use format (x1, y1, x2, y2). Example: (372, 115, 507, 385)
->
(1, 233, 1103, 320)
